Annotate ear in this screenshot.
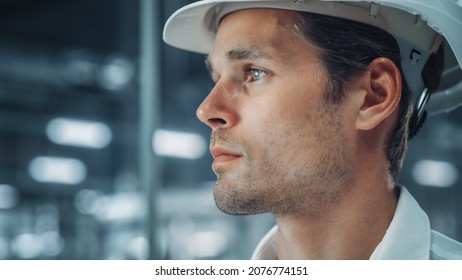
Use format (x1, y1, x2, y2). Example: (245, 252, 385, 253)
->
(355, 57, 402, 131)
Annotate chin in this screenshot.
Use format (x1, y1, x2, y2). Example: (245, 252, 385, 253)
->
(213, 183, 271, 216)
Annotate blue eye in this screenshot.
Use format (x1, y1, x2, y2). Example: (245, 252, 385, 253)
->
(251, 69, 268, 81)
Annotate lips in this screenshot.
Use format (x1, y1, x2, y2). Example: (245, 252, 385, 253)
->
(210, 146, 242, 166)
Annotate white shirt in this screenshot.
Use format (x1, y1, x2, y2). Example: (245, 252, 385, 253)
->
(251, 186, 462, 260)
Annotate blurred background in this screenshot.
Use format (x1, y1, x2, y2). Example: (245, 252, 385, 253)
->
(0, 0, 460, 260)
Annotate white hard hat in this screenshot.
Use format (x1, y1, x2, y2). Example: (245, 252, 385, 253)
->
(163, 0, 462, 117)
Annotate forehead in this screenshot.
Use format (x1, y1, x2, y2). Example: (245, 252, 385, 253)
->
(208, 8, 318, 64)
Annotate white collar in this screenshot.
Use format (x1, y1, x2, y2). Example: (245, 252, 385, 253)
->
(251, 186, 431, 260)
(369, 186, 430, 259)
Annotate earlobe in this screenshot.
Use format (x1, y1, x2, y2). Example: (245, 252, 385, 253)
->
(355, 58, 401, 131)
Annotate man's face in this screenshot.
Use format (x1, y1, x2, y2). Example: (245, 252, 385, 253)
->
(197, 9, 353, 216)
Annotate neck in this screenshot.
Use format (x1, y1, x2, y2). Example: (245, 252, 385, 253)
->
(274, 173, 397, 260)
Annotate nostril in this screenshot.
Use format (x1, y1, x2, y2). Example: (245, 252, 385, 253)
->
(209, 118, 227, 125)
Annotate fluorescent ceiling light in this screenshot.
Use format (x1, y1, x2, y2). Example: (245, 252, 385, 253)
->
(153, 129, 207, 159)
(46, 118, 112, 149)
(29, 156, 87, 185)
(96, 192, 142, 221)
(99, 57, 135, 91)
(74, 189, 107, 215)
(12, 234, 42, 259)
(412, 160, 458, 188)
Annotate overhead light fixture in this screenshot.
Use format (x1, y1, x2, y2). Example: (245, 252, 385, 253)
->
(74, 189, 108, 216)
(126, 237, 149, 260)
(96, 192, 142, 221)
(153, 129, 207, 159)
(46, 118, 112, 149)
(412, 160, 458, 188)
(98, 57, 135, 91)
(12, 233, 42, 259)
(29, 156, 87, 185)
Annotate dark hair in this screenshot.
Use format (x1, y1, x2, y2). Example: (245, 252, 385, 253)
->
(290, 12, 413, 179)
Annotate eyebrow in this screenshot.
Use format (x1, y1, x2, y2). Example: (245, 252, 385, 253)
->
(205, 47, 272, 74)
(226, 48, 271, 60)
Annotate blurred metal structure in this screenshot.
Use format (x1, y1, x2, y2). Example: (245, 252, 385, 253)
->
(139, 0, 161, 259)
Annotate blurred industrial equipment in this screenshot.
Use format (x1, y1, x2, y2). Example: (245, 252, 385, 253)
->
(0, 0, 460, 260)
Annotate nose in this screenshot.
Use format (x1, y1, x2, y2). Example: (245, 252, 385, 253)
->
(196, 81, 238, 129)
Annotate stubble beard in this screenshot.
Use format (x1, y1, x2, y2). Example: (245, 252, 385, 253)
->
(212, 104, 352, 217)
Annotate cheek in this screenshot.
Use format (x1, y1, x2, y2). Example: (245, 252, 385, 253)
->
(238, 76, 328, 157)
(240, 101, 314, 166)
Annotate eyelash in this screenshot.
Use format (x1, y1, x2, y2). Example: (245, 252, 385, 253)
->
(208, 66, 268, 85)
